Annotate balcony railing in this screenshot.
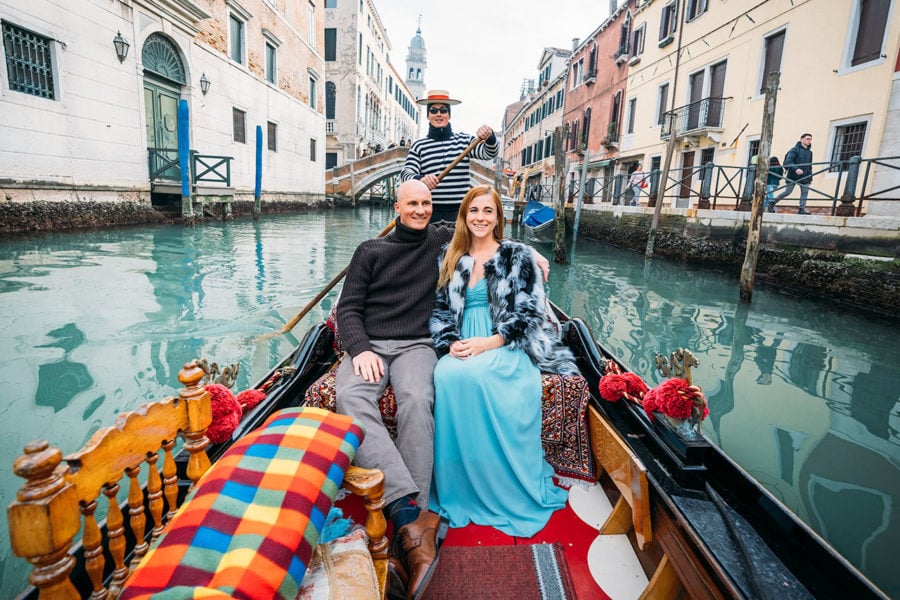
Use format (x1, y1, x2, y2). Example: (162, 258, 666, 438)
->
(326, 120, 335, 133)
(661, 97, 728, 138)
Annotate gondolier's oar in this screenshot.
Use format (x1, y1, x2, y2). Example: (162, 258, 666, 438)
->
(256, 135, 482, 342)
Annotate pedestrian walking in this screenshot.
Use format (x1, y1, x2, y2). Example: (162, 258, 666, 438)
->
(772, 133, 813, 214)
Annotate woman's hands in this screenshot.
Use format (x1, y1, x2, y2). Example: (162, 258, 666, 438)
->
(449, 334, 505, 359)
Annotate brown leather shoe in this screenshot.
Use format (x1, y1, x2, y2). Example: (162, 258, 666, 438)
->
(394, 510, 441, 600)
(387, 556, 409, 600)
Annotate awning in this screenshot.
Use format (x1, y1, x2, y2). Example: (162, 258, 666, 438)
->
(587, 159, 612, 169)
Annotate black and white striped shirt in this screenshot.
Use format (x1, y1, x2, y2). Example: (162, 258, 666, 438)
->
(400, 131, 499, 206)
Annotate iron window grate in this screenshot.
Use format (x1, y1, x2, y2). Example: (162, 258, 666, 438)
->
(2, 22, 55, 99)
(831, 122, 867, 171)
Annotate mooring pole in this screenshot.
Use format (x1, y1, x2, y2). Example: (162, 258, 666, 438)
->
(739, 71, 780, 302)
(253, 125, 262, 220)
(573, 149, 590, 238)
(177, 100, 192, 222)
(552, 126, 568, 264)
(646, 0, 686, 258)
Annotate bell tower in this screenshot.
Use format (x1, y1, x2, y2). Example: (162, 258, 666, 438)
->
(405, 15, 427, 101)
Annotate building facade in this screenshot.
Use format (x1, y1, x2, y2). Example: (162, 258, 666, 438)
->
(0, 0, 326, 207)
(323, 0, 419, 168)
(501, 48, 570, 202)
(610, 0, 900, 210)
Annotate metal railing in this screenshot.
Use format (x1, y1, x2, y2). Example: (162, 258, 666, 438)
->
(148, 148, 232, 187)
(565, 155, 900, 216)
(661, 97, 728, 138)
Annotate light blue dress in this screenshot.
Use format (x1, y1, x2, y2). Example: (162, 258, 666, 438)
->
(429, 279, 568, 537)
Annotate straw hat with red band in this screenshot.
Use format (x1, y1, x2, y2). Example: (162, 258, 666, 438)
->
(417, 89, 461, 106)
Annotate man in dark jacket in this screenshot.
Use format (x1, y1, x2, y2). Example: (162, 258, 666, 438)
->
(771, 133, 813, 214)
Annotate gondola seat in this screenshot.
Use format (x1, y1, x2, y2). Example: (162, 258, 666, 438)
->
(304, 308, 595, 486)
(7, 362, 389, 600)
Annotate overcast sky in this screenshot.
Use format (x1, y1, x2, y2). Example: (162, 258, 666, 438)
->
(373, 0, 617, 135)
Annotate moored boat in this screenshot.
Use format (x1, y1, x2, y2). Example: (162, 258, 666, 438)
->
(521, 198, 555, 239)
(7, 307, 887, 599)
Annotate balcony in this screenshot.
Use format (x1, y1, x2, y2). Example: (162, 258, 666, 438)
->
(584, 69, 597, 85)
(326, 120, 335, 133)
(660, 97, 728, 140)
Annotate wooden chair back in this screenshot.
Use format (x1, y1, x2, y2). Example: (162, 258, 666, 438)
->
(7, 361, 212, 599)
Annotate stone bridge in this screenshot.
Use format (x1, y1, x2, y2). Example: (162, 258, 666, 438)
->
(325, 146, 497, 201)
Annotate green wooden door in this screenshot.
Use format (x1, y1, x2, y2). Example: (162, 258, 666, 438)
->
(145, 81, 181, 181)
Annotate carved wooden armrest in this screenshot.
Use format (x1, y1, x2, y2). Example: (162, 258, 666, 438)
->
(342, 465, 388, 600)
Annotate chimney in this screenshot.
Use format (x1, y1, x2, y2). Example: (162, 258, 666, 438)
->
(609, 0, 617, 16)
(572, 37, 580, 51)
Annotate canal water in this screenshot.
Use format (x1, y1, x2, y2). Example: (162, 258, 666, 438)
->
(0, 207, 897, 596)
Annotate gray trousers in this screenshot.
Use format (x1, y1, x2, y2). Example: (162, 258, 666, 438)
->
(773, 179, 810, 209)
(335, 338, 436, 507)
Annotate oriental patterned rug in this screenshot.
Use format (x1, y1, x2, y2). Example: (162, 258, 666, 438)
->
(419, 542, 576, 600)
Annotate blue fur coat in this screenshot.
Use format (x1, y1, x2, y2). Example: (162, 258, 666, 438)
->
(430, 240, 579, 376)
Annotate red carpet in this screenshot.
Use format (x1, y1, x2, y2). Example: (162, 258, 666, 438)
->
(420, 542, 577, 600)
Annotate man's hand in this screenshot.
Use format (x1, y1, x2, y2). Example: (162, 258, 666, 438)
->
(352, 351, 384, 383)
(421, 173, 439, 190)
(795, 168, 802, 176)
(476, 125, 494, 141)
(531, 248, 550, 282)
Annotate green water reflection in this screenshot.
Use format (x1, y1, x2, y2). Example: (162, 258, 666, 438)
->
(0, 208, 897, 596)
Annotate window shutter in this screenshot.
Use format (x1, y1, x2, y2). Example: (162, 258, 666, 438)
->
(851, 0, 889, 66)
(761, 31, 785, 94)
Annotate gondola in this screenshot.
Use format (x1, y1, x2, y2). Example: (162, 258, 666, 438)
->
(8, 306, 887, 599)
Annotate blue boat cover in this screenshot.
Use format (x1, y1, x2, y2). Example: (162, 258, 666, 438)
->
(522, 200, 555, 227)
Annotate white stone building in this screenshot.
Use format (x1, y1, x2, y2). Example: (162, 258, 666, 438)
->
(323, 0, 420, 168)
(0, 0, 327, 209)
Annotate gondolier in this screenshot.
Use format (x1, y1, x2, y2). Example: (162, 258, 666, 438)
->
(400, 89, 499, 223)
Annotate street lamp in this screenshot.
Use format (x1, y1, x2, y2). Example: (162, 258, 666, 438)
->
(112, 31, 129, 63)
(200, 73, 211, 95)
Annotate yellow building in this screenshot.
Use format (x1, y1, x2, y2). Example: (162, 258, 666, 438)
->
(617, 0, 899, 212)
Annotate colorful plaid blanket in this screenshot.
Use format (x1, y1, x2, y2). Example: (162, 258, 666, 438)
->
(121, 407, 364, 600)
(305, 366, 594, 486)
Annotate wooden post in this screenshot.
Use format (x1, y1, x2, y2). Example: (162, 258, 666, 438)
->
(573, 150, 590, 238)
(739, 72, 780, 302)
(646, 0, 686, 258)
(552, 126, 568, 264)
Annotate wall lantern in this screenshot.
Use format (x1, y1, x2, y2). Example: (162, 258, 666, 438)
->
(112, 31, 129, 63)
(200, 73, 211, 96)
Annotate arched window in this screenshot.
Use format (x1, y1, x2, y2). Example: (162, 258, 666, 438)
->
(142, 33, 186, 85)
(325, 81, 336, 119)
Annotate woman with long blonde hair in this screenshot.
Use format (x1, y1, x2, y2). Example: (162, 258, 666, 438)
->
(428, 185, 577, 537)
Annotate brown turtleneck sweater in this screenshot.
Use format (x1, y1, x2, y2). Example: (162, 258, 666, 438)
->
(337, 218, 452, 357)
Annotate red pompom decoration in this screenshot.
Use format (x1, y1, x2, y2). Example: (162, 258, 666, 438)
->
(599, 374, 628, 402)
(642, 388, 658, 421)
(206, 383, 242, 444)
(236, 388, 266, 412)
(655, 378, 694, 420)
(621, 372, 648, 397)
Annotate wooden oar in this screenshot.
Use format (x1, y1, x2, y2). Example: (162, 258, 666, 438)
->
(257, 135, 483, 341)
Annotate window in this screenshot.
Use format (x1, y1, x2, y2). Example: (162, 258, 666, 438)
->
(609, 92, 622, 141)
(587, 45, 597, 78)
(308, 2, 316, 46)
(686, 0, 708, 22)
(325, 81, 336, 119)
(748, 139, 760, 165)
(265, 42, 276, 84)
(309, 76, 317, 109)
(659, 2, 677, 45)
(326, 152, 337, 169)
(310, 138, 317, 161)
(358, 33, 362, 64)
(626, 97, 637, 134)
(701, 147, 715, 166)
(325, 0, 336, 7)
(229, 14, 245, 64)
(631, 23, 646, 59)
(759, 30, 785, 94)
(849, 0, 890, 67)
(582, 107, 592, 147)
(830, 121, 868, 171)
(233, 108, 246, 143)
(324, 28, 336, 61)
(656, 82, 669, 126)
(1, 22, 55, 99)
(616, 15, 631, 60)
(267, 121, 277, 151)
